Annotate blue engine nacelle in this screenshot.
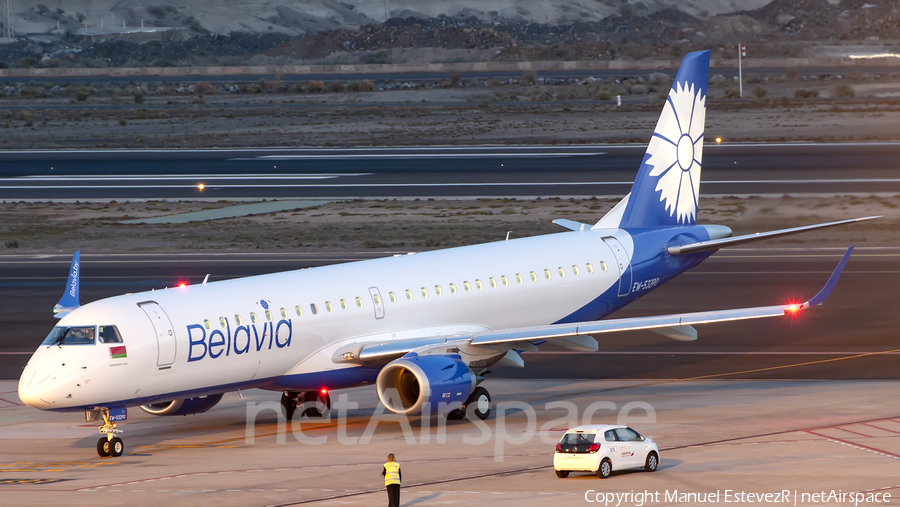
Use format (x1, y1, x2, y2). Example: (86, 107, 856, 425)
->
(376, 354, 476, 415)
(139, 393, 224, 416)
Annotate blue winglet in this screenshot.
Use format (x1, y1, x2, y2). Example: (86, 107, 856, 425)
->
(806, 246, 854, 307)
(53, 250, 81, 318)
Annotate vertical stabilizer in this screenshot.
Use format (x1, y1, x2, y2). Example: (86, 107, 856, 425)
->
(617, 50, 710, 229)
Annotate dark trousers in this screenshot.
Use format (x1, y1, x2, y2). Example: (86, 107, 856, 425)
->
(386, 483, 400, 507)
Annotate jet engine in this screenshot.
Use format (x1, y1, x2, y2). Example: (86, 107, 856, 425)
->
(376, 354, 475, 415)
(140, 393, 224, 416)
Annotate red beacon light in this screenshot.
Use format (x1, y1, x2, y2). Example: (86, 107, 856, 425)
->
(320, 387, 328, 395)
(178, 282, 187, 288)
(786, 303, 801, 314)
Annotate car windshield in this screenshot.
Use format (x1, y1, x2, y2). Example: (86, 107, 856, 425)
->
(41, 326, 96, 346)
(560, 433, 596, 445)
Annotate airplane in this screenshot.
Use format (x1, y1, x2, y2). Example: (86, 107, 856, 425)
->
(17, 50, 878, 458)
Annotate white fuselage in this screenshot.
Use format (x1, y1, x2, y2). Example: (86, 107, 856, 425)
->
(18, 229, 632, 411)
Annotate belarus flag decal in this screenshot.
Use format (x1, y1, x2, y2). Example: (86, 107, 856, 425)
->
(109, 346, 127, 359)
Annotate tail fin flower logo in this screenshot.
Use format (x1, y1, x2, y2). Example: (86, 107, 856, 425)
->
(646, 81, 706, 224)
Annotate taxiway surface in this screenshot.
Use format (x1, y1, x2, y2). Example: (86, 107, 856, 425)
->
(1, 378, 899, 506)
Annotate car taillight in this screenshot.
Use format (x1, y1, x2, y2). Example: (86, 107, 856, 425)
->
(556, 443, 562, 453)
(588, 443, 601, 453)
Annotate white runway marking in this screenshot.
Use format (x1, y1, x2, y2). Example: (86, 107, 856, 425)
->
(233, 152, 605, 159)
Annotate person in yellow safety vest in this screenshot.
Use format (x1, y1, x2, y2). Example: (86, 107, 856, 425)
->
(382, 453, 401, 507)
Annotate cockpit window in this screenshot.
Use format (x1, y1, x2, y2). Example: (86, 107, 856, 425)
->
(41, 326, 96, 346)
(98, 325, 123, 344)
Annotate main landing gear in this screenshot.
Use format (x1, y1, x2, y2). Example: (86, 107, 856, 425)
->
(447, 386, 492, 421)
(280, 389, 332, 421)
(95, 408, 124, 457)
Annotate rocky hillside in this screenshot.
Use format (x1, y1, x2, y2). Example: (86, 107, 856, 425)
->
(1, 0, 898, 69)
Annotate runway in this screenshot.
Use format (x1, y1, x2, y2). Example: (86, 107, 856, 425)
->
(1, 143, 900, 200)
(2, 247, 896, 381)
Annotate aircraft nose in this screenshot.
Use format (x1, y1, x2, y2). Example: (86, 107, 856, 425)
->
(17, 364, 52, 409)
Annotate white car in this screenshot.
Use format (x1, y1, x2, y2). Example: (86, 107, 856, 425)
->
(553, 424, 659, 479)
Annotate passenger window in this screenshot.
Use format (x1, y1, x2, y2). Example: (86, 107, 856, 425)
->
(501, 275, 509, 286)
(599, 261, 607, 272)
(434, 285, 443, 296)
(280, 308, 288, 319)
(204, 319, 212, 330)
(515, 273, 523, 284)
(463, 281, 471, 292)
(219, 316, 227, 328)
(449, 283, 457, 294)
(572, 265, 580, 276)
(529, 271, 537, 282)
(604, 430, 618, 442)
(389, 292, 397, 303)
(544, 269, 552, 280)
(356, 296, 364, 308)
(310, 303, 318, 315)
(489, 277, 497, 289)
(587, 263, 595, 274)
(264, 310, 273, 321)
(475, 279, 483, 290)
(250, 312, 258, 323)
(420, 287, 428, 299)
(340, 299, 348, 310)
(234, 314, 243, 325)
(325, 301, 333, 313)
(405, 289, 413, 301)
(295, 305, 303, 317)
(98, 326, 123, 344)
(558, 267, 566, 278)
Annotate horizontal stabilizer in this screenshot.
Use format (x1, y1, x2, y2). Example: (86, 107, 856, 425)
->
(668, 217, 879, 255)
(552, 219, 592, 231)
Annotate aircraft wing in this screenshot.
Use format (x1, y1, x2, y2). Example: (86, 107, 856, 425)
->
(344, 246, 854, 365)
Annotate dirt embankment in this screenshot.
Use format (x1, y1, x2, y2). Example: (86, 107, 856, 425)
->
(0, 195, 896, 255)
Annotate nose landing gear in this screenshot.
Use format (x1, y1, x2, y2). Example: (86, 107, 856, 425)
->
(95, 408, 124, 457)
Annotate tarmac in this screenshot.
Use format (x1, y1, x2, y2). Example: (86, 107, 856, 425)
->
(1, 378, 899, 506)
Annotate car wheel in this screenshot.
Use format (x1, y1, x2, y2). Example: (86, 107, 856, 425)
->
(555, 470, 569, 478)
(645, 451, 659, 472)
(597, 458, 612, 479)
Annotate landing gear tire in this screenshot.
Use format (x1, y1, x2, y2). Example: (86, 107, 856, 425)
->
(645, 451, 659, 472)
(597, 458, 612, 479)
(109, 437, 124, 457)
(465, 386, 491, 420)
(97, 437, 110, 457)
(555, 470, 569, 478)
(281, 391, 300, 421)
(302, 391, 331, 418)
